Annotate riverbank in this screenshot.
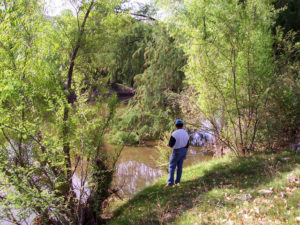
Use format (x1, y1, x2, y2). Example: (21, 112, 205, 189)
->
(108, 151, 300, 224)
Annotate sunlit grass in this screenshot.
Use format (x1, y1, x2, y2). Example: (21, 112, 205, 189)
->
(109, 151, 300, 225)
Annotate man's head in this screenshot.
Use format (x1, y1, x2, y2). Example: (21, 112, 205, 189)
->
(175, 119, 183, 129)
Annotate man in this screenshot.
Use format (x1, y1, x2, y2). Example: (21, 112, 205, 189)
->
(165, 119, 190, 187)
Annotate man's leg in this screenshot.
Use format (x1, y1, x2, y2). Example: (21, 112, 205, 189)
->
(167, 151, 178, 185)
(175, 148, 187, 184)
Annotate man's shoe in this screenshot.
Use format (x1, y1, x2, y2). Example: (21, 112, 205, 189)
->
(163, 183, 173, 188)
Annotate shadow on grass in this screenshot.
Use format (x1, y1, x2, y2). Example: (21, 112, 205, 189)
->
(110, 152, 299, 225)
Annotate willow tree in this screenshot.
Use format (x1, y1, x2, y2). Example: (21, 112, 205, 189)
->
(0, 0, 121, 224)
(110, 23, 186, 144)
(165, 0, 276, 155)
(132, 24, 186, 138)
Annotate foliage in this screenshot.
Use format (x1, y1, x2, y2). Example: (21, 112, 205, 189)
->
(110, 151, 300, 224)
(165, 0, 278, 155)
(259, 29, 300, 149)
(77, 3, 157, 88)
(111, 24, 186, 144)
(0, 0, 123, 224)
(153, 131, 172, 172)
(0, 0, 298, 223)
(108, 17, 153, 86)
(273, 0, 300, 41)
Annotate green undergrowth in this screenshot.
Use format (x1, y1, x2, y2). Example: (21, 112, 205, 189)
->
(108, 151, 300, 225)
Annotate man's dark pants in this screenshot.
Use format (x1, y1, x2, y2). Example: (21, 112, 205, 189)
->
(167, 147, 187, 185)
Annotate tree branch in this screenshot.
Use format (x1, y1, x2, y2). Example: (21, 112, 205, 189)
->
(129, 13, 156, 21)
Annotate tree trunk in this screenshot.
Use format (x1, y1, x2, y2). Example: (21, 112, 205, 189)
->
(61, 1, 95, 223)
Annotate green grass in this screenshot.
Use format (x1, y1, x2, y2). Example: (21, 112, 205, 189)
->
(108, 151, 300, 225)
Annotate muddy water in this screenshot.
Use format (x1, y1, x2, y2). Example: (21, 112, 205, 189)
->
(109, 143, 213, 197)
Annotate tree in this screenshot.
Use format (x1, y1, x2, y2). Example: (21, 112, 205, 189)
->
(260, 29, 300, 150)
(273, 0, 300, 41)
(111, 23, 187, 144)
(0, 0, 121, 224)
(166, 0, 276, 155)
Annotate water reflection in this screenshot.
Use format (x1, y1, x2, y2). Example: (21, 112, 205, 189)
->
(110, 144, 213, 197)
(108, 144, 164, 197)
(114, 161, 163, 196)
(72, 174, 90, 202)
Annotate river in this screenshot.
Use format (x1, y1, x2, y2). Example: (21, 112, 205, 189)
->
(108, 143, 213, 198)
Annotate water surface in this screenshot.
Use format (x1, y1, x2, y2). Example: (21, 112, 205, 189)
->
(109, 143, 213, 197)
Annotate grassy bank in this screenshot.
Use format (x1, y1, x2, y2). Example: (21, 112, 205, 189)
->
(108, 151, 300, 225)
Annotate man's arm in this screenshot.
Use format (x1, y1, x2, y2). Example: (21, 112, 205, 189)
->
(185, 141, 190, 149)
(168, 136, 176, 148)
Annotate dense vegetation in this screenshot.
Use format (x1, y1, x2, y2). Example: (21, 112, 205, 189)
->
(164, 0, 299, 154)
(0, 0, 299, 224)
(0, 0, 121, 224)
(109, 0, 300, 149)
